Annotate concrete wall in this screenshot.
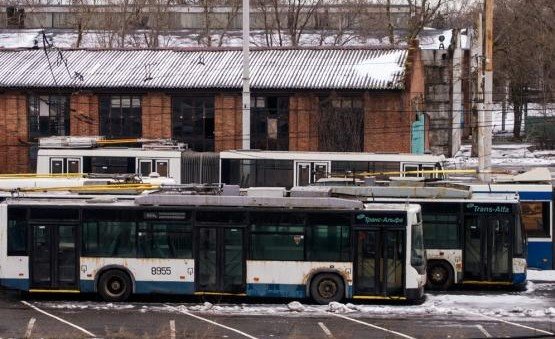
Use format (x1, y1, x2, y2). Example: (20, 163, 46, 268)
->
(421, 48, 452, 156)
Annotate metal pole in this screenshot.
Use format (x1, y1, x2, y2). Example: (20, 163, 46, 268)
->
(241, 0, 251, 150)
(479, 0, 493, 182)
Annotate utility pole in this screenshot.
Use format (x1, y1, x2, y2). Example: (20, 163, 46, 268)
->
(478, 0, 493, 181)
(470, 13, 482, 158)
(241, 0, 251, 150)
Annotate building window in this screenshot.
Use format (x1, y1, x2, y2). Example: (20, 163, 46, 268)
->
(28, 95, 70, 140)
(99, 95, 142, 138)
(6, 7, 25, 28)
(172, 97, 214, 151)
(251, 96, 289, 150)
(319, 95, 363, 152)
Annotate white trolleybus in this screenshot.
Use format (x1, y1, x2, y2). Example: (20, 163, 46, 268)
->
(318, 185, 527, 290)
(34, 137, 446, 188)
(469, 168, 554, 270)
(0, 194, 425, 303)
(220, 150, 447, 188)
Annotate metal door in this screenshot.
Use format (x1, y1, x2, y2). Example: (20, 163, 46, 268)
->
(464, 216, 512, 281)
(196, 227, 245, 293)
(30, 224, 78, 289)
(354, 229, 405, 296)
(411, 115, 425, 154)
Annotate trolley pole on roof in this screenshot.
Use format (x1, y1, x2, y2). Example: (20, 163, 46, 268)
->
(241, 0, 251, 150)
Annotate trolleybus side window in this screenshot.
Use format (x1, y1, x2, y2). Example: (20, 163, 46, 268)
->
(7, 207, 27, 256)
(421, 203, 460, 249)
(250, 213, 305, 261)
(306, 213, 350, 262)
(411, 220, 425, 268)
(82, 209, 138, 258)
(520, 201, 550, 238)
(138, 221, 193, 259)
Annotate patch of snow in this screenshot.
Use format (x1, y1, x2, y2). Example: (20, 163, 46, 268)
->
(524, 281, 536, 293)
(287, 301, 306, 312)
(419, 29, 453, 50)
(354, 50, 405, 82)
(448, 143, 555, 168)
(527, 270, 555, 282)
(491, 102, 555, 134)
(327, 301, 352, 313)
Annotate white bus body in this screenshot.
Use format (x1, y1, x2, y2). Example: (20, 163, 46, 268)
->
(0, 195, 425, 303)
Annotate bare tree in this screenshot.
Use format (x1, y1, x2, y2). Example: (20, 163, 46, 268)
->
(255, 0, 322, 47)
(494, 0, 555, 139)
(196, 0, 241, 47)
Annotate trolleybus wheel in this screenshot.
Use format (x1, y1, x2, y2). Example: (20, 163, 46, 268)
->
(427, 261, 453, 290)
(310, 273, 345, 305)
(98, 270, 132, 302)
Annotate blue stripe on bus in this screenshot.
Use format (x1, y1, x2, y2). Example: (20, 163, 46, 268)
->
(246, 284, 354, 299)
(474, 190, 553, 201)
(471, 190, 552, 200)
(134, 281, 195, 295)
(518, 192, 553, 200)
(80, 280, 196, 294)
(80, 280, 95, 293)
(527, 242, 553, 270)
(512, 273, 526, 285)
(0, 278, 29, 290)
(247, 283, 306, 298)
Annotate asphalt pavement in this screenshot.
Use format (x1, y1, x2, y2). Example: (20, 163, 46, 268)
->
(1, 284, 554, 339)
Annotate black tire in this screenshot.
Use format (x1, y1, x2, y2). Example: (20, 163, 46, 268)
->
(426, 261, 454, 291)
(310, 273, 345, 305)
(98, 270, 132, 302)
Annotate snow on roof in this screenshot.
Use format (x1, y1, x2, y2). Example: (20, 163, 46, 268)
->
(0, 47, 407, 90)
(419, 28, 453, 50)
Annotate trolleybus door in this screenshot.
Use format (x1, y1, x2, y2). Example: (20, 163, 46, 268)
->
(196, 227, 246, 294)
(354, 229, 405, 297)
(464, 215, 512, 281)
(30, 224, 78, 290)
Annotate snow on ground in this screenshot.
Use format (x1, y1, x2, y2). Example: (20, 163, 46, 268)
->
(447, 100, 555, 170)
(449, 143, 555, 169)
(491, 103, 555, 134)
(527, 270, 555, 282)
(35, 277, 555, 322)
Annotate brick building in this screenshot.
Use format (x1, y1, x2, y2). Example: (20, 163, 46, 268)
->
(0, 46, 426, 173)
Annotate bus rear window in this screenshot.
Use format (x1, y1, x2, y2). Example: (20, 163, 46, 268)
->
(521, 202, 550, 238)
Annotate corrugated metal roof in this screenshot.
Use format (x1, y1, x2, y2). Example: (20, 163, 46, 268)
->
(0, 48, 407, 90)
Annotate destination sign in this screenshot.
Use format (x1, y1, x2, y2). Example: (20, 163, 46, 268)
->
(355, 213, 405, 226)
(144, 211, 189, 220)
(464, 203, 512, 214)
